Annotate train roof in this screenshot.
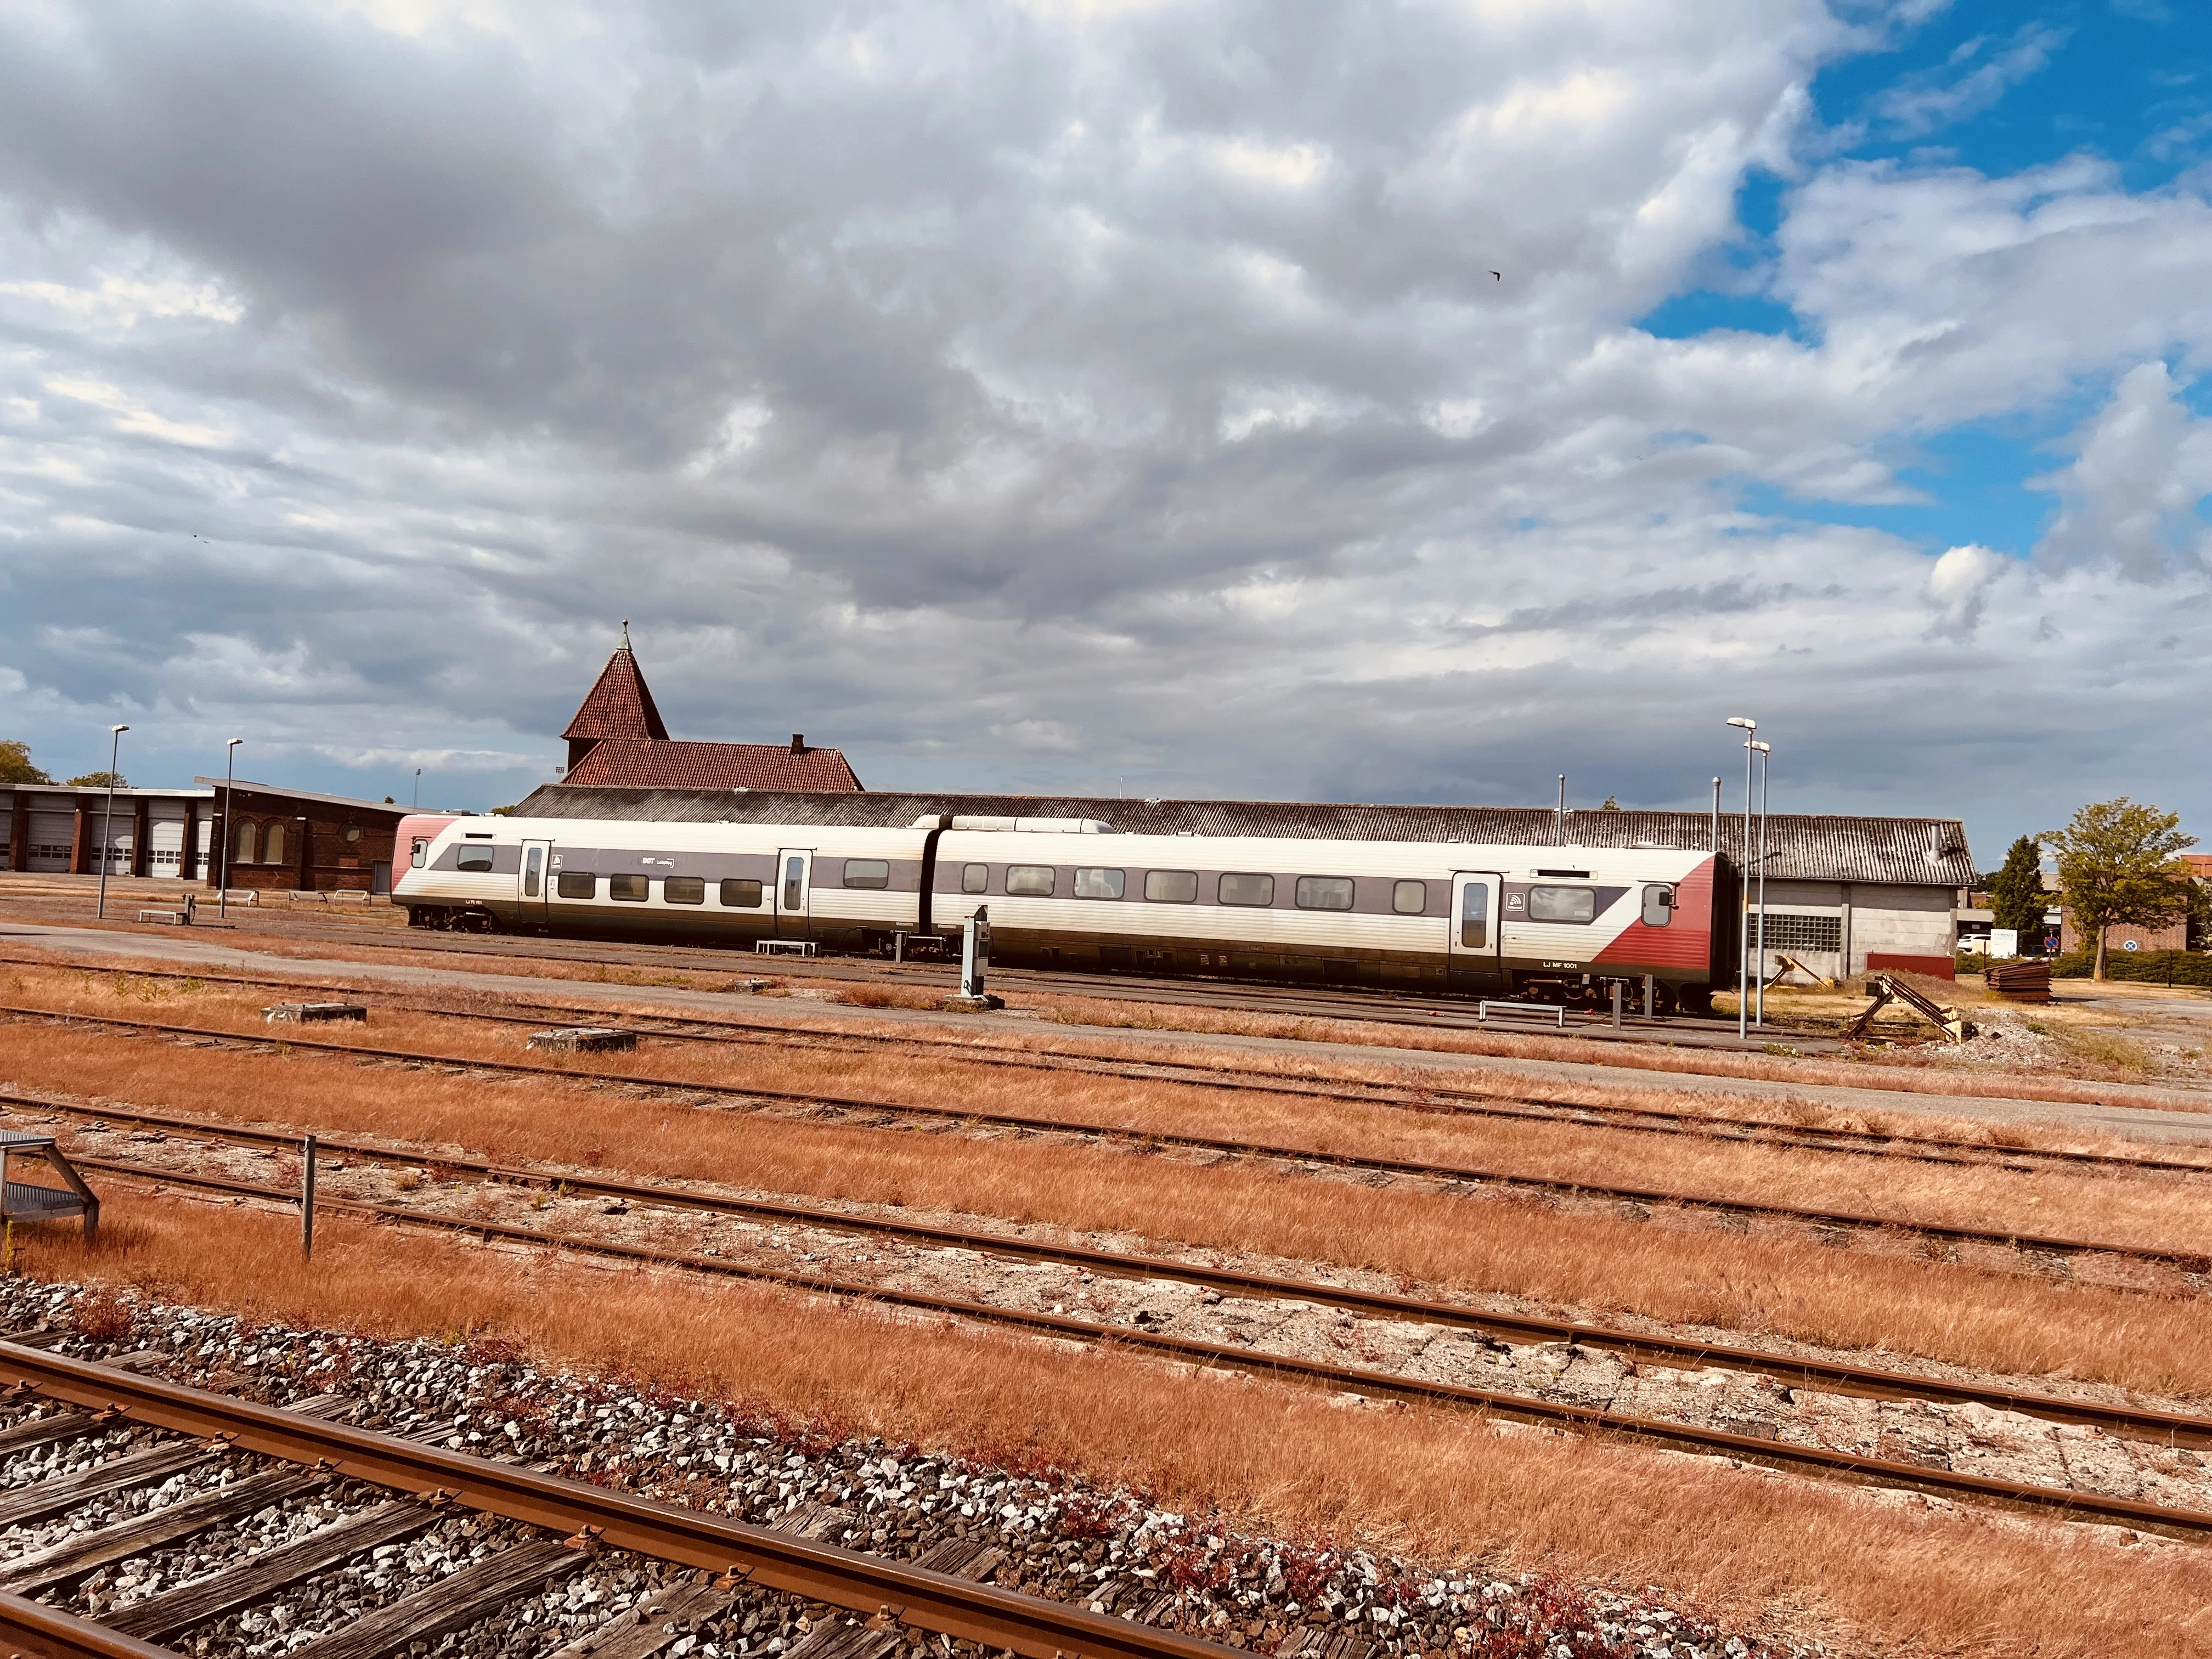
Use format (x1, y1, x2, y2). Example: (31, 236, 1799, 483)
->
(511, 786, 1975, 888)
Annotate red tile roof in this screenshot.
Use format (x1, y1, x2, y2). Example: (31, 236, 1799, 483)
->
(563, 739, 864, 792)
(561, 647, 668, 743)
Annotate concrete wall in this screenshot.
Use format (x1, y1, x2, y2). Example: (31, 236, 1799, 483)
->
(1738, 878, 1961, 980)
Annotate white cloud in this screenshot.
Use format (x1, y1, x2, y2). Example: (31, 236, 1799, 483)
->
(0, 0, 2207, 853)
(2034, 362, 2212, 578)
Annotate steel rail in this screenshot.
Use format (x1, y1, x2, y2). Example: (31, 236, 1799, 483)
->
(9, 958, 2194, 1177)
(0, 1589, 185, 1659)
(1, 1003, 2204, 1272)
(47, 1171, 2212, 1540)
(0, 1344, 1231, 1659)
(18, 1090, 2207, 1449)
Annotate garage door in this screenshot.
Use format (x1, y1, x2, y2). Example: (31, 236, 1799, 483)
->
(149, 808, 187, 875)
(26, 811, 74, 872)
(91, 809, 133, 875)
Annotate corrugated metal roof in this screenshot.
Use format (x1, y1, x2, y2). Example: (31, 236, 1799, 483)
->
(511, 786, 1974, 887)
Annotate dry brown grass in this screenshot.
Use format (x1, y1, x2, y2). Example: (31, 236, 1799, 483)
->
(6, 972, 2204, 1258)
(12, 929, 2212, 1115)
(15, 1192, 2211, 1659)
(1, 991, 2209, 1400)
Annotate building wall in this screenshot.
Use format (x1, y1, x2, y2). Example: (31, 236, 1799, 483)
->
(2059, 911, 2188, 956)
(0, 786, 214, 878)
(205, 789, 406, 892)
(1735, 878, 1960, 979)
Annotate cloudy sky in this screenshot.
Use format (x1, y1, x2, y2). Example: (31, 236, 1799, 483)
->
(2, 0, 2208, 861)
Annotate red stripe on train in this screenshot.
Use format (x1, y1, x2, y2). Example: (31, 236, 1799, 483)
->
(1593, 856, 1714, 970)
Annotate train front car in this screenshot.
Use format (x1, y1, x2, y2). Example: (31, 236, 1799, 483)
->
(921, 832, 1724, 1012)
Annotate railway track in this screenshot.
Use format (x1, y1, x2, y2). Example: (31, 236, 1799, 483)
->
(0, 915, 1795, 1049)
(9, 1086, 2206, 1451)
(11, 956, 2197, 1178)
(0, 1340, 1231, 1659)
(0, 1002, 2204, 1273)
(41, 1159, 2212, 1540)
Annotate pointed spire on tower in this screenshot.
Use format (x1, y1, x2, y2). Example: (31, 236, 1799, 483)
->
(562, 627, 669, 770)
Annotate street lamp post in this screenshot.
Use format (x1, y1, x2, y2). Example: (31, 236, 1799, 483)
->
(219, 738, 242, 919)
(94, 725, 128, 919)
(1725, 716, 1756, 1040)
(413, 768, 422, 809)
(1750, 740, 1772, 1025)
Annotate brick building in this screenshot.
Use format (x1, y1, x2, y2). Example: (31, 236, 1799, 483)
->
(2057, 851, 2210, 957)
(560, 633, 863, 792)
(1, 778, 405, 894)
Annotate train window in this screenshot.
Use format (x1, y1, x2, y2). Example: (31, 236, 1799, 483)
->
(453, 839, 494, 874)
(1461, 883, 1488, 947)
(1144, 870, 1198, 903)
(608, 873, 650, 901)
(1006, 865, 1056, 896)
(1295, 876, 1355, 911)
(1074, 867, 1125, 900)
(962, 863, 989, 894)
(556, 872, 596, 900)
(1393, 879, 1426, 915)
(665, 876, 706, 905)
(783, 857, 805, 910)
(1641, 883, 1675, 927)
(843, 859, 890, 890)
(720, 878, 764, 907)
(1527, 885, 1596, 923)
(522, 847, 543, 898)
(409, 838, 427, 870)
(1218, 873, 1275, 907)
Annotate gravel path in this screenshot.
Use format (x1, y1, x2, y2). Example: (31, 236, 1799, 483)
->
(0, 1280, 1807, 1659)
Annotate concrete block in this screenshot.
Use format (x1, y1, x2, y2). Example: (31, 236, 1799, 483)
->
(527, 1026, 639, 1053)
(264, 1002, 368, 1023)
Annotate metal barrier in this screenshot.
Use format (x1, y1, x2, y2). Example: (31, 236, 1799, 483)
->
(1476, 1001, 1566, 1028)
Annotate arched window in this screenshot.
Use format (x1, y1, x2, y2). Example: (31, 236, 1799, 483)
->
(264, 821, 287, 866)
(234, 821, 258, 864)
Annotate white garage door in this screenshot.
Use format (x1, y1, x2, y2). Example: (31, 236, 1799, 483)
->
(148, 808, 187, 874)
(26, 811, 74, 872)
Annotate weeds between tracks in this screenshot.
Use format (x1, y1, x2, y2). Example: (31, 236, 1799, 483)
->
(2, 996, 2209, 1399)
(13, 931, 2211, 1116)
(7, 972, 2211, 1261)
(11, 1193, 2211, 1659)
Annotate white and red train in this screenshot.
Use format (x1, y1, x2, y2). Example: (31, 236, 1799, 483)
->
(391, 811, 1730, 1011)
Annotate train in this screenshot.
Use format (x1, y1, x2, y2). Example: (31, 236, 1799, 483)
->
(389, 810, 1734, 1013)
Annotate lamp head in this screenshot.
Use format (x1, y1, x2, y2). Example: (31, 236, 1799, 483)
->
(1725, 716, 1756, 730)
(227, 737, 242, 749)
(110, 724, 129, 735)
(1748, 740, 1770, 753)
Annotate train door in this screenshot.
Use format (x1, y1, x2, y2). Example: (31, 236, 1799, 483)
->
(519, 840, 552, 922)
(1448, 871, 1504, 986)
(775, 848, 812, 934)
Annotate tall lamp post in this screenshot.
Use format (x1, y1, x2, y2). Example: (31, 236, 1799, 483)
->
(1725, 716, 1756, 1040)
(94, 724, 128, 919)
(218, 738, 242, 919)
(413, 768, 422, 809)
(1750, 739, 1771, 1026)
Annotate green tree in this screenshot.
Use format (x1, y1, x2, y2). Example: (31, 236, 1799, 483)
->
(1985, 836, 2048, 944)
(2042, 799, 2197, 980)
(0, 741, 52, 784)
(64, 771, 127, 789)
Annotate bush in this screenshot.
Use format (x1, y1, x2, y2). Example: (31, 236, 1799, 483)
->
(2048, 949, 2212, 986)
